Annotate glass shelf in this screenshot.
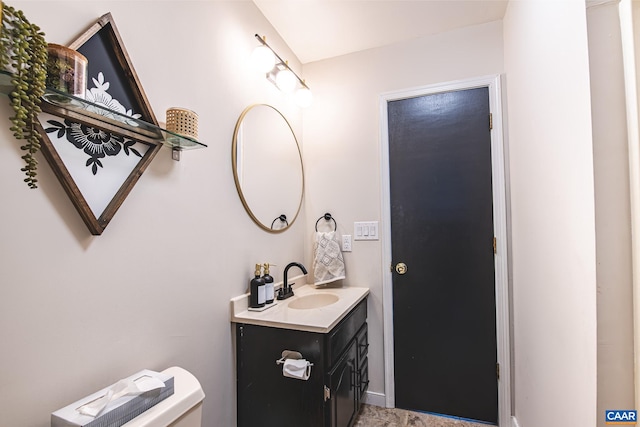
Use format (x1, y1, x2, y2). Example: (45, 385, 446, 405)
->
(0, 70, 207, 151)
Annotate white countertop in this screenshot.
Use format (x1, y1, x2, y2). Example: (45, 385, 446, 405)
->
(230, 284, 369, 333)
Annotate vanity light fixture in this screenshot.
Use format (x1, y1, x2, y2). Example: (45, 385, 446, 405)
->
(275, 66, 297, 93)
(253, 34, 313, 107)
(251, 43, 276, 73)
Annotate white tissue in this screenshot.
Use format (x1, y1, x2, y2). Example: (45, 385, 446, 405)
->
(283, 359, 312, 380)
(77, 375, 165, 417)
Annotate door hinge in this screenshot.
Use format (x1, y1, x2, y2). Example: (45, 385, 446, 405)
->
(489, 113, 493, 130)
(324, 385, 331, 401)
(493, 237, 497, 255)
(496, 363, 500, 380)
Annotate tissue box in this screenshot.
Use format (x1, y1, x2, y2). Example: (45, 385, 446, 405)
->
(51, 369, 174, 427)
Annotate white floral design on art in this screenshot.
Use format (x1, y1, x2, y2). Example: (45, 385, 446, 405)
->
(85, 72, 141, 126)
(43, 72, 146, 175)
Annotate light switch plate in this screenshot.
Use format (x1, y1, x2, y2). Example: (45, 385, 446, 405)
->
(354, 221, 379, 240)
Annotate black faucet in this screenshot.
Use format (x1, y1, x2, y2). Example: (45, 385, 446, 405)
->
(277, 262, 308, 300)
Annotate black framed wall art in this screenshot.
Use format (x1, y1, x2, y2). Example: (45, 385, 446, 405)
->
(36, 13, 163, 235)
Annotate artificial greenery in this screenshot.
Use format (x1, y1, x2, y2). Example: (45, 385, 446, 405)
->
(0, 3, 47, 189)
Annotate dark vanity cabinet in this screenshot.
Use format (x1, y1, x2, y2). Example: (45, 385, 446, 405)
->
(236, 298, 368, 427)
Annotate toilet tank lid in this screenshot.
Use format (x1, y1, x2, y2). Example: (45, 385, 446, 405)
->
(123, 366, 205, 427)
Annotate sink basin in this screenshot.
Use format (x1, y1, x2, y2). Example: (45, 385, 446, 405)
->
(288, 293, 339, 309)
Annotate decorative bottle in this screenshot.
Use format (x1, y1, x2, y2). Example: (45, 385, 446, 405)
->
(250, 264, 266, 309)
(263, 263, 274, 304)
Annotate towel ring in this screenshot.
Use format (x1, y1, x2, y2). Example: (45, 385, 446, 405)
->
(271, 214, 289, 229)
(315, 213, 337, 232)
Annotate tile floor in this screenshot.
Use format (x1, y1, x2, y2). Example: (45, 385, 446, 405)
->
(352, 405, 492, 427)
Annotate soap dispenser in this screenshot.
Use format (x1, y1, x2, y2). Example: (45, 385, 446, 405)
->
(263, 263, 274, 304)
(250, 264, 266, 309)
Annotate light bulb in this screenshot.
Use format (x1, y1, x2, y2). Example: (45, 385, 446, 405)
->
(275, 69, 297, 93)
(251, 45, 276, 73)
(295, 87, 313, 107)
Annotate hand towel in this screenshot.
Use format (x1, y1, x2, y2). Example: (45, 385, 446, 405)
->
(283, 358, 312, 380)
(313, 231, 346, 286)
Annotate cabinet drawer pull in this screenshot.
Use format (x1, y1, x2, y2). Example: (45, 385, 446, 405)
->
(354, 370, 364, 389)
(351, 365, 358, 390)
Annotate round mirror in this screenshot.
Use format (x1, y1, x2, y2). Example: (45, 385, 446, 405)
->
(232, 104, 304, 232)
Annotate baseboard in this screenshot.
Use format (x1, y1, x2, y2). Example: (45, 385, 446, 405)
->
(362, 391, 386, 407)
(512, 415, 521, 427)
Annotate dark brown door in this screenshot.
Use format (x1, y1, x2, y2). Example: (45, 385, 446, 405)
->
(388, 87, 498, 424)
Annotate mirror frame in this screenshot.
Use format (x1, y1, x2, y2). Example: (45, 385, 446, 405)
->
(232, 104, 304, 233)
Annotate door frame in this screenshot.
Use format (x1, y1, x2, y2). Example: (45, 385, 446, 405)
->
(379, 75, 511, 426)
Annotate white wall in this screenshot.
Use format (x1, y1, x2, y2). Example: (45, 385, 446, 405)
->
(0, 2, 307, 426)
(503, 1, 598, 426)
(586, 1, 635, 424)
(302, 20, 504, 401)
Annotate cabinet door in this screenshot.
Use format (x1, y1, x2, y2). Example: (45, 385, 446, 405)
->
(326, 340, 358, 427)
(237, 324, 325, 427)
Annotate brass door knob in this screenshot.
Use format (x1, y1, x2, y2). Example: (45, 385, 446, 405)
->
(395, 262, 407, 275)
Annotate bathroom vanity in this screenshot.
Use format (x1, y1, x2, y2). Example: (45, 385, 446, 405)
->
(231, 285, 369, 427)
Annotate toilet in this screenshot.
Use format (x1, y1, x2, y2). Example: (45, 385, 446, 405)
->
(123, 366, 205, 427)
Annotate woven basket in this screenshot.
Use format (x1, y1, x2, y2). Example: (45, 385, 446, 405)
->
(166, 107, 198, 139)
